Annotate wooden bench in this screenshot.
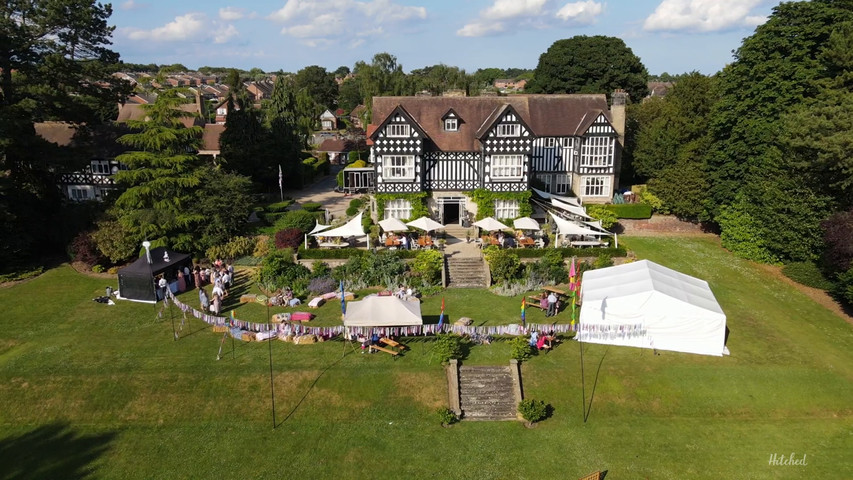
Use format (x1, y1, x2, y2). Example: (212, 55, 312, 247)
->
(369, 345, 400, 356)
(380, 337, 406, 350)
(544, 286, 567, 296)
(526, 296, 546, 309)
(578, 472, 602, 480)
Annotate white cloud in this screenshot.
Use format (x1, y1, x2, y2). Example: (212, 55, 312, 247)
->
(121, 13, 240, 44)
(556, 1, 603, 23)
(268, 0, 426, 46)
(120, 0, 145, 10)
(458, 0, 602, 37)
(219, 7, 245, 21)
(643, 0, 766, 32)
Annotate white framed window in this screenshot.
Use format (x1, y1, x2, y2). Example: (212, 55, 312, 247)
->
(582, 176, 611, 197)
(581, 136, 614, 167)
(496, 124, 520, 137)
(70, 188, 89, 201)
(494, 199, 520, 219)
(543, 137, 556, 148)
(561, 137, 574, 148)
(387, 124, 411, 137)
(444, 118, 458, 131)
(382, 155, 415, 180)
(491, 155, 523, 180)
(91, 161, 110, 174)
(555, 174, 570, 195)
(384, 199, 412, 219)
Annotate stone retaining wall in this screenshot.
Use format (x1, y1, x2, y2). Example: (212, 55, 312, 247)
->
(618, 215, 707, 234)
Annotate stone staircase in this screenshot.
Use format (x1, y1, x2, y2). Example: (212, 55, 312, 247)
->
(458, 365, 518, 421)
(445, 256, 488, 288)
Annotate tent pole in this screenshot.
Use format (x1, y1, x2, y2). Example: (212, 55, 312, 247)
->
(169, 293, 177, 341)
(580, 338, 586, 422)
(268, 304, 276, 429)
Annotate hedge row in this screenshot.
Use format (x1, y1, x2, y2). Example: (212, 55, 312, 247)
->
(302, 157, 331, 184)
(603, 203, 652, 219)
(513, 247, 627, 258)
(266, 200, 294, 213)
(297, 248, 419, 259)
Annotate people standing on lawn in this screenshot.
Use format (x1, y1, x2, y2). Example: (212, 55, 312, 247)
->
(211, 293, 221, 315)
(401, 234, 408, 250)
(546, 291, 558, 317)
(158, 275, 168, 300)
(193, 266, 202, 288)
(199, 287, 209, 312)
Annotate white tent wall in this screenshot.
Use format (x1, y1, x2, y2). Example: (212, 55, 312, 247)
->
(578, 260, 727, 356)
(343, 295, 423, 327)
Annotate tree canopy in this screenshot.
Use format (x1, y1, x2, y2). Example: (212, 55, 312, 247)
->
(526, 36, 648, 102)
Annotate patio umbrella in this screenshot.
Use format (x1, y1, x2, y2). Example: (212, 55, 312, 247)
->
(473, 217, 510, 231)
(406, 216, 445, 232)
(379, 217, 409, 232)
(513, 216, 540, 230)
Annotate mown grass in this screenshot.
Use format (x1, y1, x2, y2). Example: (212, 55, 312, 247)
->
(0, 236, 851, 479)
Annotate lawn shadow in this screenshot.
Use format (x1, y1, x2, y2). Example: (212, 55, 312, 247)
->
(276, 351, 349, 427)
(0, 422, 116, 480)
(580, 343, 609, 423)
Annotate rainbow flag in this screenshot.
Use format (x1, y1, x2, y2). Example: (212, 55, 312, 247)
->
(521, 297, 526, 327)
(437, 297, 445, 331)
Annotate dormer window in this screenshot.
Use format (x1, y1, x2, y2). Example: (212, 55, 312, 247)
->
(544, 137, 556, 148)
(387, 124, 411, 137)
(444, 118, 458, 131)
(496, 124, 520, 137)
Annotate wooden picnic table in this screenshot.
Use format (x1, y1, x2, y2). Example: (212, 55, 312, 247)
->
(570, 240, 607, 248)
(417, 237, 434, 248)
(319, 241, 349, 249)
(517, 237, 535, 248)
(385, 238, 401, 247)
(544, 286, 567, 296)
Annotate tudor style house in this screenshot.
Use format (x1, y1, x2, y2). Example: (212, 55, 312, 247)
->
(367, 93, 626, 223)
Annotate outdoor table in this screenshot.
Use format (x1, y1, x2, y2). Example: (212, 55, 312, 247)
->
(417, 237, 434, 248)
(385, 238, 401, 247)
(570, 240, 607, 248)
(518, 238, 535, 248)
(319, 241, 350, 249)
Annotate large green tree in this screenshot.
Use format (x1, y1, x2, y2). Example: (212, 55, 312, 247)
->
(110, 90, 204, 252)
(630, 72, 714, 219)
(526, 36, 648, 101)
(293, 65, 338, 110)
(266, 76, 305, 187)
(0, 0, 129, 269)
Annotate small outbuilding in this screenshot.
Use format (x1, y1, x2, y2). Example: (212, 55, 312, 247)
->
(117, 247, 192, 303)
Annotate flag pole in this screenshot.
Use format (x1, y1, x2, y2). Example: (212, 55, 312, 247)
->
(278, 164, 284, 202)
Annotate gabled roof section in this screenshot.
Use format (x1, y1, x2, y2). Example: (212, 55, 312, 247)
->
(320, 109, 336, 119)
(441, 108, 461, 120)
(116, 103, 205, 129)
(474, 103, 532, 140)
(369, 105, 429, 141)
(200, 124, 225, 152)
(578, 111, 616, 136)
(371, 94, 610, 151)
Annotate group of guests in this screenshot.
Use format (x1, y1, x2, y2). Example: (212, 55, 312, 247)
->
(529, 330, 556, 351)
(536, 290, 560, 317)
(381, 232, 424, 250)
(395, 284, 416, 300)
(196, 260, 235, 316)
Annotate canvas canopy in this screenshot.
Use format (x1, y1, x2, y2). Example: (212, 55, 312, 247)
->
(550, 212, 611, 237)
(513, 216, 540, 230)
(551, 198, 592, 219)
(473, 217, 510, 231)
(312, 212, 365, 238)
(578, 260, 727, 356)
(343, 295, 423, 327)
(117, 247, 192, 302)
(308, 221, 332, 235)
(532, 188, 580, 206)
(406, 216, 444, 232)
(379, 217, 408, 232)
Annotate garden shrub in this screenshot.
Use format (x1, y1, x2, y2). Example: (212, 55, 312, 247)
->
(107, 266, 119, 275)
(431, 334, 468, 364)
(525, 250, 568, 285)
(206, 236, 255, 261)
(349, 159, 367, 168)
(311, 260, 331, 278)
(345, 206, 358, 216)
(835, 267, 853, 306)
(410, 249, 443, 286)
(586, 205, 619, 229)
(308, 276, 336, 295)
(266, 200, 294, 213)
(301, 202, 322, 212)
(275, 228, 303, 249)
(604, 203, 653, 219)
(782, 262, 835, 290)
(253, 235, 273, 258)
(275, 209, 317, 233)
(509, 336, 535, 361)
(483, 246, 521, 284)
(518, 399, 548, 423)
(593, 252, 614, 269)
(349, 198, 364, 209)
(436, 407, 458, 425)
(256, 249, 311, 294)
(299, 248, 418, 259)
(69, 231, 105, 266)
(91, 265, 105, 273)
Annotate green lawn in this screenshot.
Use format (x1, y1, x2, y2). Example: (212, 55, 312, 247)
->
(1, 236, 851, 479)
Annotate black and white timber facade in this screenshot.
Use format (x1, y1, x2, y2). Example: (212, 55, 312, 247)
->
(368, 93, 626, 223)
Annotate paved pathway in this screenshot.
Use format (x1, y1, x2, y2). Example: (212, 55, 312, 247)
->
(283, 166, 352, 221)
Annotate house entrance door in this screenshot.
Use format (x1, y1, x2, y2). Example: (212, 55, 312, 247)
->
(438, 197, 466, 225)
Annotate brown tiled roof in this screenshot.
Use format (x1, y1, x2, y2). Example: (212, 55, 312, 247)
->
(317, 138, 350, 152)
(370, 95, 611, 151)
(116, 103, 204, 128)
(200, 124, 225, 152)
(34, 121, 77, 146)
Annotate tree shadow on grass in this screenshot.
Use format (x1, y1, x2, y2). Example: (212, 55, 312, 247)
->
(0, 422, 116, 480)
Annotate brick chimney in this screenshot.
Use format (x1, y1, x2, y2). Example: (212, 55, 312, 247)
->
(611, 89, 628, 193)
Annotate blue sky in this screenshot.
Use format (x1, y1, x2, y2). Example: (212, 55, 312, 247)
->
(111, 0, 779, 76)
